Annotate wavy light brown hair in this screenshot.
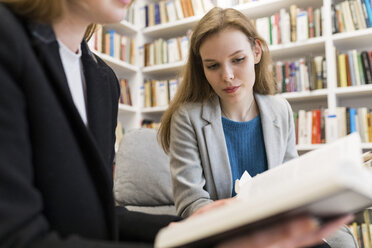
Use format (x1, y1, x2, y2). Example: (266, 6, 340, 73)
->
(1, 0, 96, 40)
(158, 7, 275, 153)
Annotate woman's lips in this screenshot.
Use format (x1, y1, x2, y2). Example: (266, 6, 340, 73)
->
(223, 86, 240, 93)
(117, 0, 131, 6)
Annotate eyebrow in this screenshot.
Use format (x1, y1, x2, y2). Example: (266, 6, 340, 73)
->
(202, 50, 244, 62)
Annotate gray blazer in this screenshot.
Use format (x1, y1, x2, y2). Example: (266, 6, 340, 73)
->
(169, 93, 298, 218)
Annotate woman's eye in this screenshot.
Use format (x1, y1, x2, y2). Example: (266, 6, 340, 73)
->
(234, 57, 245, 63)
(206, 64, 218, 70)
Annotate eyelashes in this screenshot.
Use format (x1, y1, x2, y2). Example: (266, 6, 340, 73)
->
(206, 64, 218, 70)
(234, 57, 245, 63)
(205, 57, 246, 70)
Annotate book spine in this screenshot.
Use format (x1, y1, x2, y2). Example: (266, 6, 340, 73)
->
(349, 108, 357, 133)
(357, 53, 366, 85)
(347, 50, 357, 86)
(361, 51, 372, 84)
(325, 111, 338, 143)
(351, 50, 361, 86)
(154, 3, 161, 25)
(290, 5, 297, 42)
(362, 0, 372, 26)
(338, 54, 348, 87)
(296, 10, 308, 41)
(345, 53, 352, 86)
(349, 0, 359, 29)
(308, 7, 315, 37)
(332, 4, 339, 33)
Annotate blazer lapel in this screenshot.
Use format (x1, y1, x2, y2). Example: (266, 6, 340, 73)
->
(27, 22, 116, 238)
(81, 42, 112, 165)
(255, 94, 281, 169)
(202, 95, 233, 198)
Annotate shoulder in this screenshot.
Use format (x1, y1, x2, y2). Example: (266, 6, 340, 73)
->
(256, 94, 290, 107)
(256, 94, 294, 128)
(82, 41, 117, 80)
(256, 94, 292, 114)
(171, 101, 209, 128)
(82, 42, 119, 92)
(0, 4, 28, 42)
(0, 4, 32, 80)
(174, 102, 204, 118)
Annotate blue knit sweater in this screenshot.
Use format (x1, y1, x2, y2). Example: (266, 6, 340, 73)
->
(222, 115, 268, 196)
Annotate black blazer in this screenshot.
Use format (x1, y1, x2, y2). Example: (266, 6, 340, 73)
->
(0, 4, 177, 248)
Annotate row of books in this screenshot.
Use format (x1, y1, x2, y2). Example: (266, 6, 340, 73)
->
(337, 49, 372, 87)
(255, 5, 323, 46)
(141, 119, 161, 129)
(142, 33, 190, 67)
(138, 0, 215, 28)
(332, 0, 372, 34)
(141, 78, 181, 108)
(294, 107, 372, 145)
(349, 209, 372, 248)
(119, 79, 132, 106)
(273, 56, 326, 94)
(122, 2, 135, 25)
(90, 27, 135, 65)
(223, 0, 258, 7)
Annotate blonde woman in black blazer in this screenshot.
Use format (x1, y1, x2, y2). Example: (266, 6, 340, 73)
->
(0, 1, 179, 247)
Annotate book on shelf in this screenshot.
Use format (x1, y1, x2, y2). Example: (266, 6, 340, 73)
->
(223, 0, 260, 7)
(143, 32, 190, 66)
(336, 48, 372, 87)
(273, 56, 325, 94)
(289, 4, 297, 42)
(89, 27, 135, 65)
(142, 0, 215, 24)
(332, 0, 372, 34)
(166, 0, 177, 23)
(296, 9, 308, 42)
(148, 3, 155, 26)
(295, 107, 372, 144)
(154, 2, 161, 25)
(159, 1, 169, 24)
(142, 78, 181, 108)
(141, 119, 161, 129)
(349, 208, 372, 248)
(155, 133, 372, 248)
(174, 0, 185, 20)
(119, 79, 132, 106)
(123, 2, 136, 25)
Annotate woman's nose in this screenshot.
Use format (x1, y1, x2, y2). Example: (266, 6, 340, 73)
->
(222, 65, 234, 81)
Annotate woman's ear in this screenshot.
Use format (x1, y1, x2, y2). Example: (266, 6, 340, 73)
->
(253, 39, 263, 64)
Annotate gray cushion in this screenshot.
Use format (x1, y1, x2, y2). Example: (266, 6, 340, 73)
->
(326, 225, 358, 248)
(114, 128, 176, 215)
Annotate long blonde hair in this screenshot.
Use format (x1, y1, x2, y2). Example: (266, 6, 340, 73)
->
(1, 0, 96, 40)
(158, 7, 275, 153)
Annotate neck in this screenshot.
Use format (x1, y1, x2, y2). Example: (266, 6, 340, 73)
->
(52, 11, 88, 53)
(221, 94, 257, 122)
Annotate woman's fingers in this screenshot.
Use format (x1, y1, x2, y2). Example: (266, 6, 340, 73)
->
(293, 214, 354, 247)
(216, 214, 353, 248)
(191, 198, 235, 217)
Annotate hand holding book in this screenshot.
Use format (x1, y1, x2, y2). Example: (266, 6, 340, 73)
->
(216, 214, 354, 248)
(155, 133, 372, 248)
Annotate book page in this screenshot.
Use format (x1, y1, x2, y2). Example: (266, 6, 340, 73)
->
(237, 133, 363, 204)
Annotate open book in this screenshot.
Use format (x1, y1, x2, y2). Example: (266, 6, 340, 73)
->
(155, 133, 372, 248)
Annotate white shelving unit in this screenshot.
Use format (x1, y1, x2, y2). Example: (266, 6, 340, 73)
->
(99, 0, 372, 150)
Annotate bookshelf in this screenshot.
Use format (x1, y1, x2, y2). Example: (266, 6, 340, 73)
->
(93, 0, 372, 151)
